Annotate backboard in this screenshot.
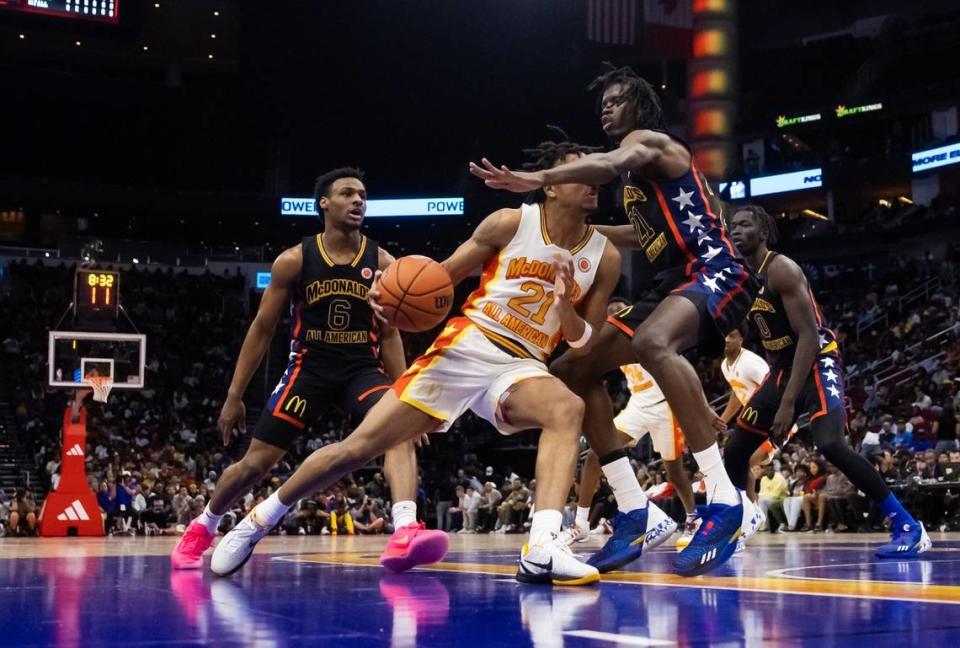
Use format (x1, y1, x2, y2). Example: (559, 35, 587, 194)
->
(48, 331, 147, 390)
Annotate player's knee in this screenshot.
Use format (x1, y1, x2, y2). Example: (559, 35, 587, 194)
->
(632, 328, 671, 367)
(237, 454, 275, 481)
(540, 393, 584, 440)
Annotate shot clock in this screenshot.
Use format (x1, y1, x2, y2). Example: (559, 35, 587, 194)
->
(75, 269, 120, 320)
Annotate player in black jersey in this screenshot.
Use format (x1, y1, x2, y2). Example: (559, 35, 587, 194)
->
(172, 167, 446, 571)
(470, 63, 761, 576)
(724, 205, 931, 557)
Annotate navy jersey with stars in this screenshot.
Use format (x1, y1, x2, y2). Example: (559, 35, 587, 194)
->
(614, 132, 759, 345)
(735, 250, 845, 437)
(747, 251, 838, 369)
(622, 133, 743, 283)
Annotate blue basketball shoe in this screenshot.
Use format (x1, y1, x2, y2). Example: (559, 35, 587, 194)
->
(875, 522, 932, 559)
(586, 503, 677, 573)
(673, 492, 759, 577)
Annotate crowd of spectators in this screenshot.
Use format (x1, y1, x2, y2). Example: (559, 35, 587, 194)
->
(1, 233, 959, 538)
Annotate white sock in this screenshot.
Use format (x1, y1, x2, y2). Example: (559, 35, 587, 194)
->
(196, 504, 223, 534)
(575, 506, 590, 529)
(252, 491, 291, 528)
(529, 509, 562, 546)
(392, 500, 417, 528)
(693, 444, 740, 506)
(601, 457, 648, 513)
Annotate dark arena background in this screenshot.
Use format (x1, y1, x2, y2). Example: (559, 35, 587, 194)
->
(2, 1, 960, 646)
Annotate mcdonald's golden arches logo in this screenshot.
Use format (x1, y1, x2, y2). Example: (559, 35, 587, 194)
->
(284, 395, 308, 417)
(741, 406, 759, 425)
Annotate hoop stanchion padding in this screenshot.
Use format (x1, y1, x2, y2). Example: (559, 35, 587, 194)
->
(39, 407, 104, 537)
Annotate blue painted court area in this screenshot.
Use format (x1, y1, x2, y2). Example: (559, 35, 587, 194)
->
(1, 536, 960, 646)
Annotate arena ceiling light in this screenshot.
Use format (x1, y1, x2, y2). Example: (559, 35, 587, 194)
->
(280, 197, 465, 218)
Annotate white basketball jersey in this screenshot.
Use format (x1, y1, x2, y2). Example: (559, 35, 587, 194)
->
(721, 348, 770, 405)
(620, 363, 666, 408)
(462, 203, 607, 360)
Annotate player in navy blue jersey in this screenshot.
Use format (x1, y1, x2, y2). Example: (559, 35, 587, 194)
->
(470, 63, 761, 576)
(724, 205, 931, 558)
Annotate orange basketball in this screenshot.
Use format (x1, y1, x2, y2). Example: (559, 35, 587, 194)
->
(377, 255, 454, 332)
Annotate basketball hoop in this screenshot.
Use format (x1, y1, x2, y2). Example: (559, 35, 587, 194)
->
(84, 375, 114, 403)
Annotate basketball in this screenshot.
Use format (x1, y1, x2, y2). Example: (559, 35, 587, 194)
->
(376, 255, 454, 332)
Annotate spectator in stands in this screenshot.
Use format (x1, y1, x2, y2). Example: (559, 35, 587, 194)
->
(496, 478, 530, 533)
(447, 485, 466, 531)
(7, 488, 37, 536)
(484, 466, 502, 488)
(329, 493, 354, 536)
(912, 387, 933, 410)
(800, 461, 828, 532)
(476, 482, 502, 533)
(756, 463, 789, 532)
(782, 464, 808, 531)
(817, 466, 857, 532)
(457, 486, 481, 534)
(97, 481, 117, 531)
(434, 476, 457, 532)
(353, 497, 386, 535)
(933, 402, 959, 452)
(878, 451, 903, 486)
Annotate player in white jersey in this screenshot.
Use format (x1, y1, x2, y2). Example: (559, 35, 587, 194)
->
(719, 328, 770, 427)
(211, 135, 622, 586)
(571, 299, 690, 549)
(718, 327, 794, 505)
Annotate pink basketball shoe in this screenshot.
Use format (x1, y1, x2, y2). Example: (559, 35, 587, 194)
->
(171, 521, 215, 570)
(379, 522, 448, 573)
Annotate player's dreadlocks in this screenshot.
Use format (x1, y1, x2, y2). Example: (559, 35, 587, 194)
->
(588, 62, 664, 132)
(735, 204, 780, 246)
(521, 125, 603, 203)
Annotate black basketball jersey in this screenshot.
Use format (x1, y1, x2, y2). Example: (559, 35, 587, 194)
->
(289, 234, 383, 375)
(747, 251, 836, 368)
(621, 131, 740, 287)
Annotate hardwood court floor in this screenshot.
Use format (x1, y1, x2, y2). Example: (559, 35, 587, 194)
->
(2, 531, 959, 646)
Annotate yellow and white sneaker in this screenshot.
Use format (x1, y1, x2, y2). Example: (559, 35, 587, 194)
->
(516, 533, 600, 586)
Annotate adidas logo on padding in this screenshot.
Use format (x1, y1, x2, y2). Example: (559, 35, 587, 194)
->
(56, 500, 91, 522)
(66, 444, 84, 457)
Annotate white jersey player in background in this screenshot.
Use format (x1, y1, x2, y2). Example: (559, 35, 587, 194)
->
(571, 298, 696, 551)
(718, 327, 796, 500)
(717, 327, 793, 546)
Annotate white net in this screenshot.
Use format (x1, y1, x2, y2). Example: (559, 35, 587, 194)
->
(84, 375, 114, 403)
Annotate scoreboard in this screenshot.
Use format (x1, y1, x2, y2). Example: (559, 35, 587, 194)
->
(0, 0, 118, 23)
(75, 269, 120, 320)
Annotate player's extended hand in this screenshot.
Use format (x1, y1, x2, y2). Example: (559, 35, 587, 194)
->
(368, 270, 388, 324)
(415, 432, 430, 448)
(218, 396, 246, 447)
(771, 401, 794, 440)
(468, 158, 544, 193)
